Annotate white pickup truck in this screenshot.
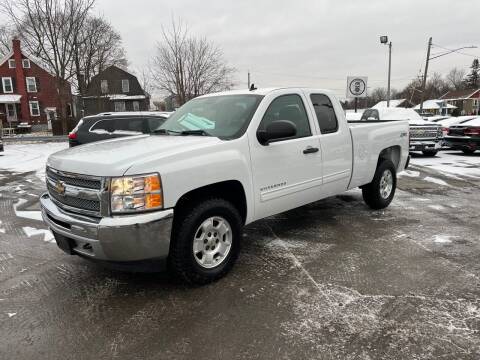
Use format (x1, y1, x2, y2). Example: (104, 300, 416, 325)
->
(41, 87, 409, 284)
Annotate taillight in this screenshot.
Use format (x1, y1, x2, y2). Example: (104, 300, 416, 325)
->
(464, 127, 480, 136)
(442, 127, 448, 136)
(68, 132, 77, 140)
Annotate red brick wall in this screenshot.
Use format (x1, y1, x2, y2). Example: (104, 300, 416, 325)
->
(0, 39, 73, 126)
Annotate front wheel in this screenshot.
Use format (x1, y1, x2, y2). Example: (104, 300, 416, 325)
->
(169, 198, 242, 285)
(422, 149, 438, 156)
(362, 160, 397, 210)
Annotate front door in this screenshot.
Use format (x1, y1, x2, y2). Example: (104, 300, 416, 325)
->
(249, 92, 323, 219)
(6, 104, 17, 123)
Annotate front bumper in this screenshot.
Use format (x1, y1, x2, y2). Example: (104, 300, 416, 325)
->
(409, 140, 441, 152)
(40, 193, 173, 262)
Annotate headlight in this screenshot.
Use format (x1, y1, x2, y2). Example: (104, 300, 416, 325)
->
(110, 173, 163, 213)
(437, 126, 443, 138)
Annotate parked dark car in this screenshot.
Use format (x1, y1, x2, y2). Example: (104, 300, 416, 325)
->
(68, 112, 172, 147)
(444, 117, 480, 154)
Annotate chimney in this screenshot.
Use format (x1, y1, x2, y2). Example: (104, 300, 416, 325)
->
(12, 37, 21, 56)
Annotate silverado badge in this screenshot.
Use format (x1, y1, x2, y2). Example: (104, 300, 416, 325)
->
(55, 180, 66, 196)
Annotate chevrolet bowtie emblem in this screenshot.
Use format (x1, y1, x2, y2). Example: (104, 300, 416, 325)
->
(55, 180, 66, 195)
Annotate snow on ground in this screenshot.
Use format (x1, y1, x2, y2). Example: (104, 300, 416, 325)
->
(0, 142, 68, 180)
(410, 151, 480, 179)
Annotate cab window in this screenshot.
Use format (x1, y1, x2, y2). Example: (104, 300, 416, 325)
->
(310, 94, 338, 134)
(258, 94, 311, 139)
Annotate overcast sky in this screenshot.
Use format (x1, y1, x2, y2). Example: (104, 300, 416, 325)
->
(5, 0, 480, 99)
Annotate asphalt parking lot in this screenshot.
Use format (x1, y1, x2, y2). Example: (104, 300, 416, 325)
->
(1, 145, 480, 359)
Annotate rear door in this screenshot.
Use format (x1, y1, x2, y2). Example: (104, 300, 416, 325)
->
(304, 91, 353, 196)
(248, 91, 323, 219)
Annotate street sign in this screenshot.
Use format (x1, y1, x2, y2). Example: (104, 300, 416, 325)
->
(346, 76, 368, 99)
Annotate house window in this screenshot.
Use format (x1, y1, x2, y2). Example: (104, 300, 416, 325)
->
(114, 101, 125, 112)
(133, 101, 140, 111)
(22, 59, 31, 68)
(101, 80, 108, 94)
(29, 101, 40, 116)
(8, 59, 15, 68)
(26, 77, 37, 92)
(122, 79, 129, 93)
(2, 77, 13, 93)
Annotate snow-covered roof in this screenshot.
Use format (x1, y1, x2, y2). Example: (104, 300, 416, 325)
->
(0, 50, 14, 67)
(82, 94, 147, 100)
(372, 99, 407, 108)
(199, 87, 338, 98)
(0, 94, 22, 103)
(414, 100, 457, 110)
(84, 111, 171, 118)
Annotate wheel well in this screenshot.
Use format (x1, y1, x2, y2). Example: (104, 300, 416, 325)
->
(174, 180, 247, 224)
(378, 146, 401, 170)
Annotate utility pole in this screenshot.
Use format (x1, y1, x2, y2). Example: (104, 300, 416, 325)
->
(419, 37, 432, 113)
(247, 71, 251, 89)
(387, 41, 392, 107)
(380, 36, 392, 107)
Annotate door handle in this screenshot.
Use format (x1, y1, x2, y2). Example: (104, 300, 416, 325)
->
(303, 146, 319, 154)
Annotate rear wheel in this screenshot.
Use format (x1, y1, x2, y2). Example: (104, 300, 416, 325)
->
(462, 148, 476, 155)
(422, 149, 438, 156)
(362, 160, 397, 210)
(169, 198, 242, 285)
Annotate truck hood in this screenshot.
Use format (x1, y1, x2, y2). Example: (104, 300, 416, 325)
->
(47, 135, 222, 176)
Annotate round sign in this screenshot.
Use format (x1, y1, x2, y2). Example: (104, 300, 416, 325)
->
(349, 78, 366, 96)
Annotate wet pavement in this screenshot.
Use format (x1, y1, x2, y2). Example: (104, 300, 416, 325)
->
(1, 150, 480, 359)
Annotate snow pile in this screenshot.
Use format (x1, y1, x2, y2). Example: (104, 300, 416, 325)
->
(0, 142, 68, 180)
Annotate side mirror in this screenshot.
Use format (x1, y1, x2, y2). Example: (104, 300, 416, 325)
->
(257, 120, 297, 145)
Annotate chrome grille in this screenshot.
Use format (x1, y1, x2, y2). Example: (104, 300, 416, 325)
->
(409, 126, 440, 140)
(47, 167, 101, 190)
(46, 167, 103, 217)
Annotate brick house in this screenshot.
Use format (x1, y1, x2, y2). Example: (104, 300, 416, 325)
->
(82, 65, 150, 116)
(0, 38, 74, 128)
(440, 89, 480, 116)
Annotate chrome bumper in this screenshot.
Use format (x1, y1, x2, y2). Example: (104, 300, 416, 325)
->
(40, 193, 173, 262)
(409, 140, 441, 151)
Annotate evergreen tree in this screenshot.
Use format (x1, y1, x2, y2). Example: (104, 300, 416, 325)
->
(464, 59, 479, 89)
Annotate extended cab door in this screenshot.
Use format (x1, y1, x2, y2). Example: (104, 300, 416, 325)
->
(248, 91, 323, 219)
(303, 91, 353, 197)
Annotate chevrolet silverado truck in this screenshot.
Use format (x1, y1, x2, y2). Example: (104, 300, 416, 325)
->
(360, 107, 442, 156)
(41, 87, 409, 284)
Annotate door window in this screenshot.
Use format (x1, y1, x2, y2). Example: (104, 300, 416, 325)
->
(90, 119, 115, 134)
(310, 94, 338, 134)
(113, 118, 145, 134)
(258, 94, 311, 139)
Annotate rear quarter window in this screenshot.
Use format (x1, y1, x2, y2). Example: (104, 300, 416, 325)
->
(310, 94, 338, 134)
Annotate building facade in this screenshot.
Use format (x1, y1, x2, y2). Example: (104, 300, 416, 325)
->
(0, 39, 73, 128)
(82, 66, 150, 116)
(440, 89, 480, 116)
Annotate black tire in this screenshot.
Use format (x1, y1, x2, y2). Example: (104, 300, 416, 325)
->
(462, 149, 476, 155)
(422, 150, 438, 156)
(169, 198, 242, 285)
(362, 159, 397, 210)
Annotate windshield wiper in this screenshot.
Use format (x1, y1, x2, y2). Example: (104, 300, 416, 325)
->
(179, 129, 211, 136)
(152, 129, 180, 135)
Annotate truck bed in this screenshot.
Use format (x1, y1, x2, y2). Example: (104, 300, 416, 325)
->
(347, 120, 409, 189)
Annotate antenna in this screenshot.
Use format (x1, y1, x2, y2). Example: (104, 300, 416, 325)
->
(249, 83, 257, 91)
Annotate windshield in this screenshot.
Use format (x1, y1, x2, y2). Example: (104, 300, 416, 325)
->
(155, 94, 264, 139)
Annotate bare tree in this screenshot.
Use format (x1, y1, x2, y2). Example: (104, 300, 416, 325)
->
(152, 19, 235, 105)
(74, 15, 127, 95)
(0, 24, 16, 56)
(2, 0, 95, 133)
(446, 67, 466, 91)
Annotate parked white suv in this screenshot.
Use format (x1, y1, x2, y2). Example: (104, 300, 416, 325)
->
(41, 88, 409, 284)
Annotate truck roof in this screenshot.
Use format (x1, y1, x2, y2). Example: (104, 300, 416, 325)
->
(198, 87, 336, 98)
